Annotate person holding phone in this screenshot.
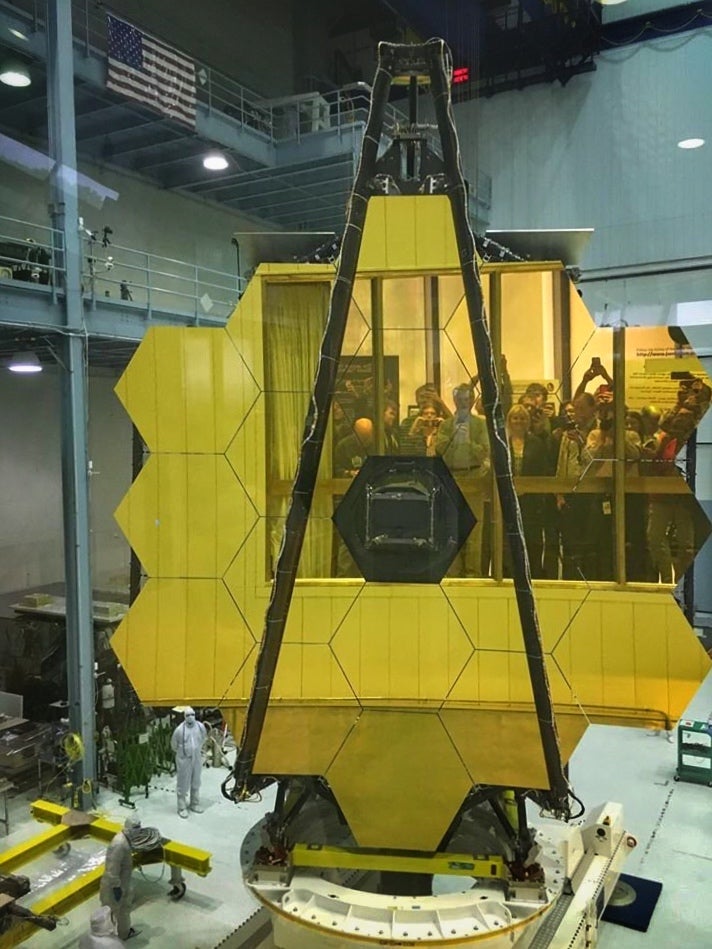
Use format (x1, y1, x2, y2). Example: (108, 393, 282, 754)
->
(403, 400, 443, 456)
(574, 357, 613, 399)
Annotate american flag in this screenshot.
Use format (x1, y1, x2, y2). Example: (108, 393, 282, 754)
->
(106, 14, 196, 128)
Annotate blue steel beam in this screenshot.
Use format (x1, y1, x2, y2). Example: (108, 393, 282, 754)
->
(46, 0, 95, 807)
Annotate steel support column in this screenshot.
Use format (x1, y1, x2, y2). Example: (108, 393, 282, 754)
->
(46, 0, 96, 803)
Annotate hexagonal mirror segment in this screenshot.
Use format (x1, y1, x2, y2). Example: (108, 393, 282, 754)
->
(332, 455, 476, 582)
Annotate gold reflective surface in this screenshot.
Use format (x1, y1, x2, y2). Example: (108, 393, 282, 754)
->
(113, 196, 712, 851)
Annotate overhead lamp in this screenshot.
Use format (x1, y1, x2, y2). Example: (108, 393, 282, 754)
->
(203, 152, 228, 171)
(598, 0, 628, 5)
(677, 138, 705, 150)
(9, 28, 29, 41)
(8, 351, 42, 373)
(0, 59, 31, 87)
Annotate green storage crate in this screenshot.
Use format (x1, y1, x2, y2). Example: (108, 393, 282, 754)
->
(674, 718, 712, 786)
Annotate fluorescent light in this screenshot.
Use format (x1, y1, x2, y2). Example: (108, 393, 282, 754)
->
(8, 351, 42, 373)
(203, 152, 228, 171)
(598, 0, 628, 5)
(9, 28, 28, 40)
(0, 61, 30, 87)
(677, 138, 705, 150)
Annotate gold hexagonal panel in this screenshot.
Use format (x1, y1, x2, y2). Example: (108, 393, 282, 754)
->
(445, 647, 575, 707)
(357, 196, 460, 272)
(331, 585, 473, 703)
(115, 327, 259, 453)
(225, 396, 267, 515)
(254, 707, 361, 776)
(443, 585, 591, 654)
(115, 453, 257, 578)
(111, 578, 256, 705)
(327, 710, 472, 850)
(224, 518, 361, 642)
(552, 590, 711, 721)
(271, 644, 359, 702)
(440, 706, 588, 790)
(225, 276, 266, 390)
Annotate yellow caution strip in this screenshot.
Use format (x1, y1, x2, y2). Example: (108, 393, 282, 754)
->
(291, 843, 506, 879)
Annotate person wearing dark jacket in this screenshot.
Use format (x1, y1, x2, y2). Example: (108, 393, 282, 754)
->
(506, 405, 551, 578)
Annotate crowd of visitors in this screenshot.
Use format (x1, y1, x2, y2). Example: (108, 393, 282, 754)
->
(331, 360, 710, 583)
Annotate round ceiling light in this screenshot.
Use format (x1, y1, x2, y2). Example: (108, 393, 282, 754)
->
(8, 351, 42, 373)
(677, 138, 705, 150)
(203, 152, 228, 171)
(0, 60, 31, 87)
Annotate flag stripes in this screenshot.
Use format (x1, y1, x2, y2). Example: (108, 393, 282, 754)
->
(106, 14, 196, 128)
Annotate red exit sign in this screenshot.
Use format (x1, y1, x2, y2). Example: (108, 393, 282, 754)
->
(453, 66, 470, 84)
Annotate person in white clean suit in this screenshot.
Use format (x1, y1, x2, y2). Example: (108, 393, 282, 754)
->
(171, 706, 207, 818)
(79, 906, 123, 949)
(98, 816, 141, 939)
(98, 815, 187, 939)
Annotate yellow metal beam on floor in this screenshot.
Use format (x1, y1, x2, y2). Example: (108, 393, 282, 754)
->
(160, 840, 212, 877)
(0, 867, 104, 949)
(28, 800, 212, 874)
(291, 843, 506, 879)
(0, 801, 213, 946)
(0, 824, 71, 873)
(29, 799, 68, 824)
(85, 814, 123, 843)
(32, 866, 104, 916)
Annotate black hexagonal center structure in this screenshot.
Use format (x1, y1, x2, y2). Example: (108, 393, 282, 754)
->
(333, 456, 476, 583)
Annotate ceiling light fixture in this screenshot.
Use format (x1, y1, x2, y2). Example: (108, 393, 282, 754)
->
(0, 60, 31, 87)
(598, 0, 628, 5)
(8, 351, 42, 373)
(9, 28, 29, 41)
(203, 152, 228, 171)
(677, 138, 705, 150)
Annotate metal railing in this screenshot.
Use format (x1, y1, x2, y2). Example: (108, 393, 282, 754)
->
(0, 213, 243, 322)
(81, 234, 242, 321)
(0, 214, 63, 292)
(0, 0, 465, 150)
(0, 1, 491, 212)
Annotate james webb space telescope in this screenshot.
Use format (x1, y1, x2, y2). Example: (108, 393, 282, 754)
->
(335, 456, 475, 582)
(109, 36, 711, 949)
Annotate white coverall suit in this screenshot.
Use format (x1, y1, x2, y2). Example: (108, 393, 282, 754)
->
(99, 828, 134, 939)
(171, 711, 207, 816)
(79, 906, 123, 949)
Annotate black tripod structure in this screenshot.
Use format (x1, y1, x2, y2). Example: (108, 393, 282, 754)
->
(223, 39, 573, 826)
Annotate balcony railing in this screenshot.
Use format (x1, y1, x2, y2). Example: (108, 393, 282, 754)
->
(0, 214, 63, 294)
(81, 234, 242, 322)
(1, 213, 243, 323)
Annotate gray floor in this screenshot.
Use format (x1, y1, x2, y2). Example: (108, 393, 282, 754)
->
(3, 668, 711, 948)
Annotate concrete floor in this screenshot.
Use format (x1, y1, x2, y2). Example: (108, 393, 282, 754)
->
(2, 668, 711, 948)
